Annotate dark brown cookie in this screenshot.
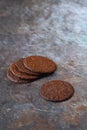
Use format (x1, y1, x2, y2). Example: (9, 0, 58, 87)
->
(7, 69, 29, 83)
(10, 63, 39, 80)
(40, 80, 74, 102)
(15, 58, 40, 76)
(23, 56, 57, 74)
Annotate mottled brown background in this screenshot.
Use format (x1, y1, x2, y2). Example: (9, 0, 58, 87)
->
(0, 0, 87, 130)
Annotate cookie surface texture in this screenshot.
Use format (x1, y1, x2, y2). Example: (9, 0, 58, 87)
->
(23, 56, 57, 74)
(15, 58, 39, 76)
(40, 80, 74, 101)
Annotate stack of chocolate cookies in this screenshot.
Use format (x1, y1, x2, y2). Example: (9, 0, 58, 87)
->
(7, 56, 57, 83)
(7, 55, 74, 102)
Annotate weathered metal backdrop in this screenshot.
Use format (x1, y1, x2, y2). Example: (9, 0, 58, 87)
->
(0, 0, 87, 130)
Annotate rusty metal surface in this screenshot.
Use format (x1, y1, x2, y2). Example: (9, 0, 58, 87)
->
(0, 0, 87, 130)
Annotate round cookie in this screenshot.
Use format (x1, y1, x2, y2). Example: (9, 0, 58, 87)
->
(23, 56, 57, 74)
(40, 80, 74, 102)
(10, 63, 39, 80)
(7, 69, 29, 83)
(15, 58, 40, 76)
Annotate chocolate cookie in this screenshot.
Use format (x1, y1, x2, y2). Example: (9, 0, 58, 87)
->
(15, 58, 39, 76)
(40, 80, 74, 102)
(7, 69, 29, 83)
(10, 63, 39, 80)
(23, 56, 57, 74)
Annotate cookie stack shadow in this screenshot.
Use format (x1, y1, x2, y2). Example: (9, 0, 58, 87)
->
(7, 56, 57, 83)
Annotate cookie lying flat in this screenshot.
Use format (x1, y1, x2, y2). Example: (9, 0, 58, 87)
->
(7, 69, 29, 83)
(23, 56, 57, 74)
(10, 63, 39, 80)
(15, 58, 39, 76)
(40, 80, 74, 102)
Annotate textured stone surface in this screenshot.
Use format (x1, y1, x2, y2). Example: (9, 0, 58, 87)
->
(0, 0, 87, 130)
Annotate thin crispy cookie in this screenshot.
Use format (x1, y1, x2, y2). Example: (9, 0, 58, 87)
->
(23, 56, 57, 74)
(40, 80, 74, 102)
